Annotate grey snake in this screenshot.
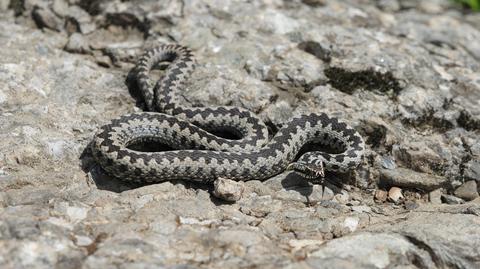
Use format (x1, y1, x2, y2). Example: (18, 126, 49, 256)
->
(91, 44, 365, 182)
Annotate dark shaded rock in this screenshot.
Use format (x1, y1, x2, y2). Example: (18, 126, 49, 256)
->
(441, 194, 465, 204)
(77, 0, 105, 16)
(298, 41, 331, 63)
(8, 0, 25, 16)
(31, 6, 63, 31)
(106, 12, 143, 30)
(458, 110, 480, 131)
(64, 5, 96, 34)
(301, 0, 326, 7)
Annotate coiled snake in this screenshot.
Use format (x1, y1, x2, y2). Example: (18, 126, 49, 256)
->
(92, 44, 365, 182)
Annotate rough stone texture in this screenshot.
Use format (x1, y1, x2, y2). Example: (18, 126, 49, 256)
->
(387, 186, 404, 204)
(64, 32, 90, 54)
(1, 0, 480, 268)
(213, 177, 245, 202)
(306, 204, 480, 268)
(454, 180, 479, 201)
(464, 159, 480, 182)
(429, 188, 443, 204)
(380, 167, 450, 191)
(442, 194, 465, 204)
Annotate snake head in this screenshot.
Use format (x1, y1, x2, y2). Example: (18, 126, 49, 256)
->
(287, 161, 325, 179)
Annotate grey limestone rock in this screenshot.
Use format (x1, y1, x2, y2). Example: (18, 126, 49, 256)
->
(380, 167, 449, 191)
(1, 0, 480, 268)
(454, 180, 479, 201)
(213, 177, 245, 202)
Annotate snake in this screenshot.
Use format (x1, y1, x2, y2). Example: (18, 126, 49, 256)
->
(91, 44, 365, 183)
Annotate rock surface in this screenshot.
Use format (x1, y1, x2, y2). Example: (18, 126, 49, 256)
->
(1, 0, 480, 268)
(213, 177, 245, 202)
(454, 180, 479, 201)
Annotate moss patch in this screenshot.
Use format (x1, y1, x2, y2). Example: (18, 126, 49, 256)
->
(324, 67, 402, 96)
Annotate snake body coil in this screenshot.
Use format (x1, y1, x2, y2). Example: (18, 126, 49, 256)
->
(92, 45, 365, 182)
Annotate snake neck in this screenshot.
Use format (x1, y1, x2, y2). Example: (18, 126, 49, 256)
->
(134, 45, 271, 149)
(135, 44, 196, 112)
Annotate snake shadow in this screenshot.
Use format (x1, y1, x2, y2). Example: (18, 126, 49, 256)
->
(279, 171, 351, 205)
(80, 144, 351, 208)
(272, 142, 355, 205)
(77, 66, 148, 192)
(80, 141, 212, 194)
(125, 64, 148, 110)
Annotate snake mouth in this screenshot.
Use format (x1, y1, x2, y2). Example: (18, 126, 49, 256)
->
(287, 162, 325, 179)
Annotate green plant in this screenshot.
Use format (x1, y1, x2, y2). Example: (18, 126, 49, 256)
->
(453, 0, 480, 11)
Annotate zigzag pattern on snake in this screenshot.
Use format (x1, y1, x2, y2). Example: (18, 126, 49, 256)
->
(91, 44, 365, 182)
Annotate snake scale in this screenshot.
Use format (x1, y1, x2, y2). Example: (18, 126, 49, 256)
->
(92, 44, 365, 182)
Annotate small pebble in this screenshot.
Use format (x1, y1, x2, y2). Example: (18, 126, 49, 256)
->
(388, 187, 404, 204)
(73, 235, 93, 247)
(288, 239, 324, 252)
(454, 180, 479, 201)
(428, 189, 442, 204)
(66, 206, 88, 222)
(213, 177, 245, 202)
(333, 191, 350, 204)
(381, 156, 396, 169)
(374, 189, 388, 202)
(65, 33, 90, 54)
(343, 216, 360, 232)
(45, 140, 67, 159)
(404, 200, 419, 210)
